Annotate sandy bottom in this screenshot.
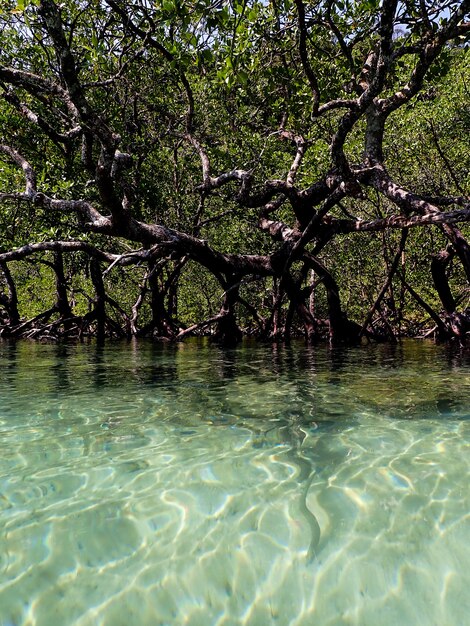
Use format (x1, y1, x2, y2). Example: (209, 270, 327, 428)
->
(0, 340, 469, 625)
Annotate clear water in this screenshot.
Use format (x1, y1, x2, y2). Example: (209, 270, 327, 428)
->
(0, 339, 468, 626)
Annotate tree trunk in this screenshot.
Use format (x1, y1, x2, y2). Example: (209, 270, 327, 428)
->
(214, 278, 243, 345)
(0, 261, 20, 326)
(431, 246, 469, 343)
(281, 271, 318, 343)
(283, 298, 296, 342)
(431, 247, 456, 315)
(441, 225, 470, 285)
(304, 254, 359, 344)
(149, 262, 176, 338)
(53, 251, 73, 321)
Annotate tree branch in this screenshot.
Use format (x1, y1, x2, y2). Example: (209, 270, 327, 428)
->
(0, 145, 37, 196)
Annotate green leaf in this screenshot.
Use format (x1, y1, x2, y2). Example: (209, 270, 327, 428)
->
(237, 70, 248, 86)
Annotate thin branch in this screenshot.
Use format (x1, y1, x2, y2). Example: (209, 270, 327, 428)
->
(360, 229, 408, 336)
(176, 313, 224, 339)
(428, 120, 466, 195)
(397, 272, 448, 334)
(294, 0, 320, 115)
(334, 206, 470, 234)
(0, 240, 120, 264)
(378, 0, 470, 116)
(0, 145, 37, 196)
(1, 88, 81, 148)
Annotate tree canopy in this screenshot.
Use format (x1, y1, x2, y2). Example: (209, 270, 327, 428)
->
(0, 0, 469, 343)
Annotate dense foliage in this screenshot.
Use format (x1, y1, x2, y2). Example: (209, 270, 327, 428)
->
(0, 0, 469, 343)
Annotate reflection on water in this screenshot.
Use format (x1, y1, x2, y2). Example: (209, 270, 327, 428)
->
(0, 339, 469, 625)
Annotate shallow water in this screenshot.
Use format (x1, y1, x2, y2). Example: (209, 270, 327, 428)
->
(0, 339, 469, 626)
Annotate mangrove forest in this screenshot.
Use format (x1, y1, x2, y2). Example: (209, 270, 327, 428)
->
(0, 0, 469, 344)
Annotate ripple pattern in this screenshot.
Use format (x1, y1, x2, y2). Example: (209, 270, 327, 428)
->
(0, 339, 468, 625)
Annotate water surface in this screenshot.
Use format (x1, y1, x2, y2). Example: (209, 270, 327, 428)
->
(0, 339, 469, 625)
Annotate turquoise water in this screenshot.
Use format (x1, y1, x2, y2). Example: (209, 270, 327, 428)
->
(0, 339, 469, 626)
